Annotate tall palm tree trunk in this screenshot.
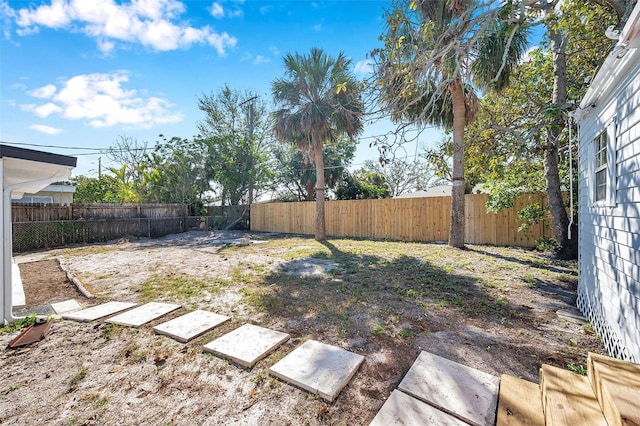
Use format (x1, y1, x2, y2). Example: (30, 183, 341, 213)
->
(449, 77, 466, 248)
(313, 131, 327, 241)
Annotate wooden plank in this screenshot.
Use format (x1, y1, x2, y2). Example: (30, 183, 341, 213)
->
(497, 374, 544, 426)
(587, 352, 640, 426)
(540, 364, 607, 426)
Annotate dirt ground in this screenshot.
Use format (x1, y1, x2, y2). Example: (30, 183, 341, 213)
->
(0, 231, 604, 425)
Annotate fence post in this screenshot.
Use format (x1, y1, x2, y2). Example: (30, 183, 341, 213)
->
(148, 218, 151, 238)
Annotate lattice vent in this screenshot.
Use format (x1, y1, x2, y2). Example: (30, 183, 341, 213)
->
(577, 286, 637, 363)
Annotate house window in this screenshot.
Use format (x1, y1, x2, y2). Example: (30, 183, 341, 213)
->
(594, 130, 607, 202)
(13, 196, 54, 204)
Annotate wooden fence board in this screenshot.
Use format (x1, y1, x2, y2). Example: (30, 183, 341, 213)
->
(12, 203, 188, 222)
(250, 193, 554, 247)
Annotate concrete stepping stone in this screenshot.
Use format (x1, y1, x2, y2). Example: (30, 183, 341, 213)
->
(51, 299, 81, 314)
(203, 324, 289, 368)
(268, 339, 364, 402)
(398, 351, 499, 426)
(106, 302, 181, 327)
(63, 301, 137, 322)
(153, 310, 230, 343)
(370, 389, 468, 426)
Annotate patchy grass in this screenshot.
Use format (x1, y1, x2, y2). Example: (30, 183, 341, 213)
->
(101, 323, 124, 341)
(69, 366, 89, 392)
(57, 246, 118, 257)
(139, 274, 229, 302)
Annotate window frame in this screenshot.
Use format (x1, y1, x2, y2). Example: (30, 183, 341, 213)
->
(591, 118, 617, 207)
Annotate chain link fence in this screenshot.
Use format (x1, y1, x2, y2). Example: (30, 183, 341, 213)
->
(12, 218, 186, 252)
(11, 204, 251, 253)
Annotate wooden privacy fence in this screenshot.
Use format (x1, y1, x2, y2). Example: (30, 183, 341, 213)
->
(12, 203, 188, 222)
(251, 193, 554, 247)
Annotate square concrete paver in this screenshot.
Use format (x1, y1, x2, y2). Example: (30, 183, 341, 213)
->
(153, 310, 230, 342)
(106, 302, 181, 327)
(51, 299, 81, 314)
(370, 390, 469, 426)
(203, 324, 289, 368)
(398, 351, 499, 426)
(63, 301, 137, 322)
(268, 339, 364, 402)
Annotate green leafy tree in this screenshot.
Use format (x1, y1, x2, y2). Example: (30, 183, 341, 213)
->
(461, 1, 619, 258)
(272, 48, 364, 241)
(105, 135, 149, 197)
(372, 0, 529, 248)
(107, 165, 140, 203)
(335, 169, 391, 200)
(272, 136, 356, 201)
(197, 86, 274, 207)
(140, 136, 211, 214)
(69, 175, 123, 203)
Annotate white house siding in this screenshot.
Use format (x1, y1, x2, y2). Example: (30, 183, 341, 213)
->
(577, 37, 640, 362)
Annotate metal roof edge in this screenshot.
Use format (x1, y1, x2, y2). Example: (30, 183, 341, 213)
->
(0, 144, 77, 168)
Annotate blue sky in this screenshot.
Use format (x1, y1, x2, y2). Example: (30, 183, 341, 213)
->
(0, 0, 441, 177)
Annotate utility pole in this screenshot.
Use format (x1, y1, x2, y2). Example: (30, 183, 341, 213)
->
(98, 157, 102, 178)
(241, 96, 258, 206)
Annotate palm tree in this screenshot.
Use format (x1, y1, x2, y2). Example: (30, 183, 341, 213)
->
(272, 48, 364, 241)
(373, 0, 528, 248)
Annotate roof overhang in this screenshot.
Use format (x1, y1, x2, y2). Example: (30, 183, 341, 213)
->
(1, 144, 77, 323)
(1, 145, 77, 199)
(577, 2, 640, 119)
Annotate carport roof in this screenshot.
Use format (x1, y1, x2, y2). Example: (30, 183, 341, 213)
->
(1, 145, 77, 197)
(2, 144, 77, 322)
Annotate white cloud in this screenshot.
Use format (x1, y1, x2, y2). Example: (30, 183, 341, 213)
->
(206, 32, 236, 56)
(21, 72, 183, 129)
(27, 83, 57, 98)
(30, 124, 63, 135)
(16, 0, 70, 28)
(259, 5, 271, 14)
(253, 55, 270, 64)
(269, 45, 280, 56)
(97, 39, 115, 54)
(210, 2, 224, 18)
(354, 59, 373, 75)
(34, 102, 63, 117)
(313, 23, 321, 31)
(209, 1, 242, 19)
(227, 8, 243, 18)
(9, 0, 237, 55)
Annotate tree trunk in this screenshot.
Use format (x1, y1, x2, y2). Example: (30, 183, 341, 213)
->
(546, 26, 577, 260)
(313, 131, 327, 241)
(305, 176, 315, 201)
(448, 77, 466, 248)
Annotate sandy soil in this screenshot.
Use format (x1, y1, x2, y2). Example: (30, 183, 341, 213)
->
(0, 231, 604, 425)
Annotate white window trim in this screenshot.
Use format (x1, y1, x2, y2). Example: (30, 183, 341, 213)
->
(591, 117, 617, 207)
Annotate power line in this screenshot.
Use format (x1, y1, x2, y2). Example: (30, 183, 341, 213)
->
(0, 140, 107, 151)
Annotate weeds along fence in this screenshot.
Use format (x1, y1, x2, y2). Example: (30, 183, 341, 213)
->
(250, 193, 554, 248)
(11, 203, 250, 253)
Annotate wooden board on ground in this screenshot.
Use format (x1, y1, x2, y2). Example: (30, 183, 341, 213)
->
(540, 364, 607, 426)
(587, 352, 640, 426)
(496, 374, 544, 426)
